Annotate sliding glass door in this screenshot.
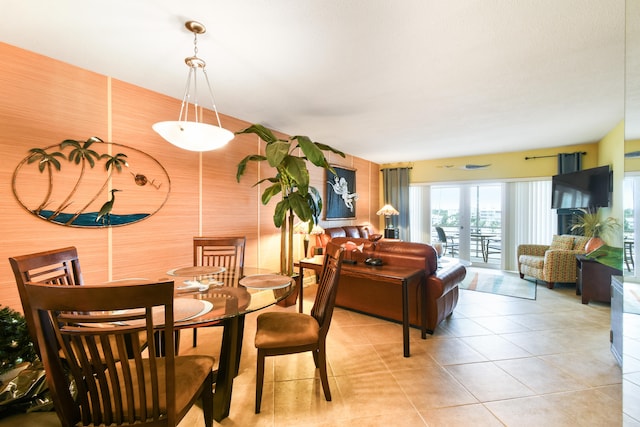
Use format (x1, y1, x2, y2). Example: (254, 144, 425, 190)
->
(430, 183, 503, 266)
(411, 179, 553, 271)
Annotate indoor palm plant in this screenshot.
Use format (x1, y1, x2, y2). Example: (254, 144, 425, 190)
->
(570, 207, 621, 251)
(236, 124, 344, 275)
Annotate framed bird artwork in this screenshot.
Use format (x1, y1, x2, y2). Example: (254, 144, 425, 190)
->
(325, 165, 358, 220)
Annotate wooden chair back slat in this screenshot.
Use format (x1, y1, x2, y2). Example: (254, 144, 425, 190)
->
(9, 247, 84, 355)
(310, 242, 345, 334)
(25, 280, 176, 426)
(193, 237, 246, 280)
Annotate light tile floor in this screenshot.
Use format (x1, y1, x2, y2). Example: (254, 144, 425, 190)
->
(0, 276, 633, 426)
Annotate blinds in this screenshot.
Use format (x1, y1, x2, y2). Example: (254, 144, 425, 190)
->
(503, 180, 555, 270)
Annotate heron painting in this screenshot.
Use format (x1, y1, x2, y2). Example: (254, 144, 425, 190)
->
(96, 189, 121, 225)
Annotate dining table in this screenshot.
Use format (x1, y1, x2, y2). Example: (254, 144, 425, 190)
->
(109, 266, 295, 422)
(470, 232, 497, 262)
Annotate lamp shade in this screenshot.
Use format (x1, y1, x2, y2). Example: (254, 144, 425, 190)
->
(152, 121, 234, 152)
(293, 221, 325, 235)
(376, 204, 399, 216)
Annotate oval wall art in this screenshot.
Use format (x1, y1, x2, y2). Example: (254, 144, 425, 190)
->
(12, 137, 171, 228)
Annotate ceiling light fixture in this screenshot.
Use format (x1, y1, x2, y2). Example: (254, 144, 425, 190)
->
(152, 20, 234, 151)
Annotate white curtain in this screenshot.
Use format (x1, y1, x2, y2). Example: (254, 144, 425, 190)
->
(409, 185, 430, 243)
(504, 180, 555, 270)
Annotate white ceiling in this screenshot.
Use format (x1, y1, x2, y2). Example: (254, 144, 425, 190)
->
(0, 1, 626, 164)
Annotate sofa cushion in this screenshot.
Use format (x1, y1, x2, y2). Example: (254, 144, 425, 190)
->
(343, 226, 362, 238)
(519, 254, 545, 269)
(572, 236, 590, 251)
(550, 235, 574, 250)
(324, 227, 348, 239)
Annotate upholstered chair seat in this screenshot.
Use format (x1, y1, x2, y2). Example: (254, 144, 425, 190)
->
(255, 312, 320, 349)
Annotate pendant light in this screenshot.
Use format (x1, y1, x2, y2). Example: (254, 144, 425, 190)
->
(152, 20, 234, 151)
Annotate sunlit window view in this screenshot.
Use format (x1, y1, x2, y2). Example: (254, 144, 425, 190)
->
(430, 184, 502, 265)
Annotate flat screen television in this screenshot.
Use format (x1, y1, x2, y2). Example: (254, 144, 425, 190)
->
(551, 165, 611, 209)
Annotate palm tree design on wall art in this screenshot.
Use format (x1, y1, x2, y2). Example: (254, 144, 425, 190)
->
(26, 147, 66, 215)
(12, 137, 171, 228)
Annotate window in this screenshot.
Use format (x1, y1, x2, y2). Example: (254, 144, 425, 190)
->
(410, 179, 554, 270)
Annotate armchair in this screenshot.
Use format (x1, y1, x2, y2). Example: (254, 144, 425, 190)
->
(518, 234, 590, 289)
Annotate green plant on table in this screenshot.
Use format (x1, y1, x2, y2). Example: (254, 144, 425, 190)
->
(570, 208, 621, 243)
(236, 124, 344, 275)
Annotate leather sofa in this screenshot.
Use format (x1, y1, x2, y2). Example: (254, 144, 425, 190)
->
(314, 225, 382, 253)
(517, 234, 590, 289)
(330, 236, 466, 333)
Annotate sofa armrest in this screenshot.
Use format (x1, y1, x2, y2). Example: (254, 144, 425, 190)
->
(429, 263, 467, 297)
(543, 249, 584, 266)
(542, 249, 585, 282)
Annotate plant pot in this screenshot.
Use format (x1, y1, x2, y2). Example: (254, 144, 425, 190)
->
(276, 274, 300, 307)
(585, 236, 605, 253)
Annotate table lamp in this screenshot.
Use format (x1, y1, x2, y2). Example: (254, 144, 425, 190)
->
(376, 204, 399, 238)
(294, 221, 325, 257)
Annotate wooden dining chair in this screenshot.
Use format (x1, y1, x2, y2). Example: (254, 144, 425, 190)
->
(190, 237, 246, 348)
(9, 246, 154, 359)
(24, 280, 215, 427)
(253, 242, 345, 413)
(9, 246, 84, 356)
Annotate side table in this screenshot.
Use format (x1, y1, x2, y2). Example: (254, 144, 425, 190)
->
(575, 255, 623, 304)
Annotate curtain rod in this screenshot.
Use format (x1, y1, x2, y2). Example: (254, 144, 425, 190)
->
(380, 167, 413, 171)
(524, 151, 586, 160)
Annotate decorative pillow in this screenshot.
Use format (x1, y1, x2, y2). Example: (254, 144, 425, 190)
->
(549, 235, 574, 250)
(343, 241, 364, 252)
(341, 240, 365, 262)
(572, 236, 590, 251)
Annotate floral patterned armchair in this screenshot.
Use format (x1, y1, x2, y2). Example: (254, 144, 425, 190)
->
(517, 235, 590, 289)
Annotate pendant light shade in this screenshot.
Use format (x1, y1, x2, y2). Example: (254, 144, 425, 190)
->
(152, 121, 234, 152)
(153, 20, 233, 152)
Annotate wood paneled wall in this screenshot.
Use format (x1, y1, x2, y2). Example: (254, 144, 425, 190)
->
(0, 42, 380, 312)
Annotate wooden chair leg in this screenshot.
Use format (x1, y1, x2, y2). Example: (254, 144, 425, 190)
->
(255, 351, 265, 414)
(317, 346, 331, 401)
(202, 371, 214, 427)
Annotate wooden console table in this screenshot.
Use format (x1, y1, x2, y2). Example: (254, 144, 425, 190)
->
(297, 256, 425, 357)
(575, 255, 623, 304)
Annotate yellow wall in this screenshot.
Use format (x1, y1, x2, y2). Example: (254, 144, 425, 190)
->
(387, 143, 600, 184)
(626, 137, 640, 171)
(599, 121, 625, 245)
(0, 42, 380, 312)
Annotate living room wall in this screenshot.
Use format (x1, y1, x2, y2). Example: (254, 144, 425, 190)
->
(382, 122, 625, 246)
(0, 42, 380, 312)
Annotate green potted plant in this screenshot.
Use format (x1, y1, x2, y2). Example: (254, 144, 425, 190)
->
(0, 306, 37, 383)
(570, 208, 621, 252)
(236, 124, 344, 276)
